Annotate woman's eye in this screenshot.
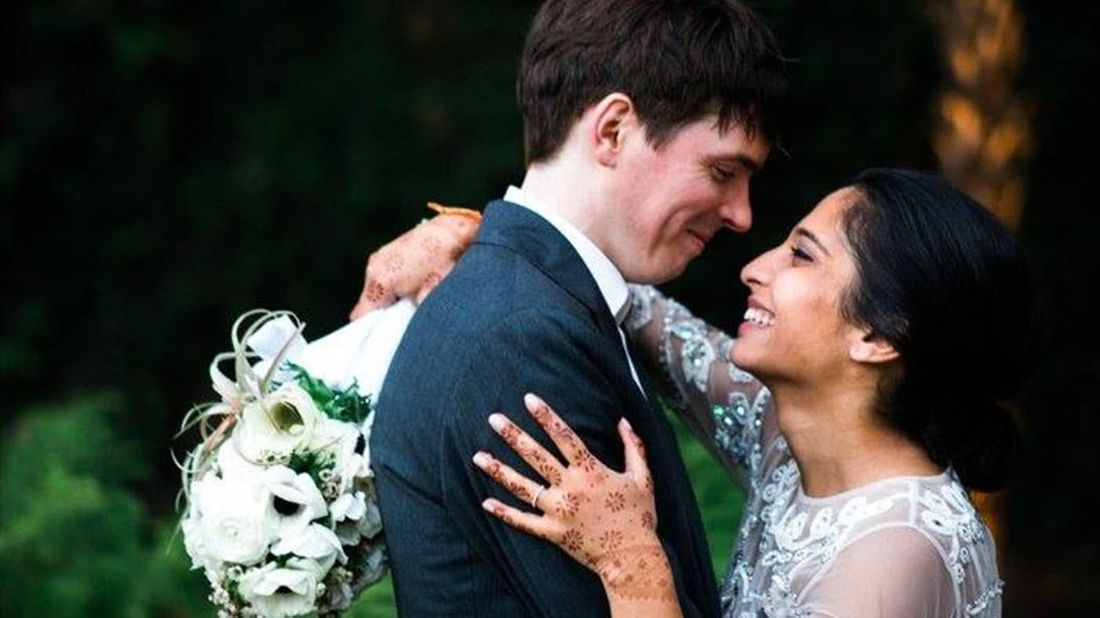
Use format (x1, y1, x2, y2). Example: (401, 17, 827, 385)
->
(790, 246, 813, 262)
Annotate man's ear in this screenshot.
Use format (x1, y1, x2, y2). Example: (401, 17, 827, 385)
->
(849, 328, 900, 365)
(591, 92, 636, 167)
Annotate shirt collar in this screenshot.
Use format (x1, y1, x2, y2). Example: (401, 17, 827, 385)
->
(503, 185, 630, 324)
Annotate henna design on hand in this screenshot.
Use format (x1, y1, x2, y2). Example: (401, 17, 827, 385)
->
(598, 529, 625, 551)
(364, 280, 386, 304)
(575, 449, 600, 473)
(476, 399, 669, 606)
(556, 492, 581, 518)
(561, 529, 585, 554)
(604, 491, 626, 513)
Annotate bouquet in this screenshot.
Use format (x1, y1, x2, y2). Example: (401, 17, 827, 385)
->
(176, 303, 414, 617)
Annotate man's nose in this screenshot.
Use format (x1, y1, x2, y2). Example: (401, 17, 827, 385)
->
(722, 187, 752, 233)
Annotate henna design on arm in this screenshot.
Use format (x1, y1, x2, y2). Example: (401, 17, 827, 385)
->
(594, 545, 678, 603)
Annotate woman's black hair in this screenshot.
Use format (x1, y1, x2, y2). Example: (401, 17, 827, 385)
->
(843, 168, 1037, 492)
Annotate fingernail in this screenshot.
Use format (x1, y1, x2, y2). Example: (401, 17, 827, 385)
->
(488, 414, 505, 431)
(524, 393, 540, 407)
(481, 499, 494, 511)
(473, 451, 489, 466)
(621, 417, 633, 431)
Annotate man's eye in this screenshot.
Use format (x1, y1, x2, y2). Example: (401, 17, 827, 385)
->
(711, 167, 734, 182)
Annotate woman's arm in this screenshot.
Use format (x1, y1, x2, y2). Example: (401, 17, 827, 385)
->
(473, 394, 684, 618)
(348, 203, 480, 319)
(626, 285, 774, 479)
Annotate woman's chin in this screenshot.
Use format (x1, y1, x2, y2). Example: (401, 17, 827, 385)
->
(730, 346, 762, 375)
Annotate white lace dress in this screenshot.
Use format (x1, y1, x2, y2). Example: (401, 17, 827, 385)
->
(625, 286, 1004, 617)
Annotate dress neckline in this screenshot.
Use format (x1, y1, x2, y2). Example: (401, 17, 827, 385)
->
(793, 467, 953, 506)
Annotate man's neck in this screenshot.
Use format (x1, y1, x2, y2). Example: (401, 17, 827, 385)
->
(519, 159, 606, 246)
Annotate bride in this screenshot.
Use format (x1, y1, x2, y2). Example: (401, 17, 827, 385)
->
(355, 168, 1034, 616)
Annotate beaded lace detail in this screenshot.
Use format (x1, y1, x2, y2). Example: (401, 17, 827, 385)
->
(624, 285, 1004, 617)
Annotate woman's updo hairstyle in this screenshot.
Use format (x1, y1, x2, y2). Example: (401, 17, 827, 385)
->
(842, 168, 1037, 492)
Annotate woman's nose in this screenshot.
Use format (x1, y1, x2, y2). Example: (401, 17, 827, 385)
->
(740, 249, 771, 289)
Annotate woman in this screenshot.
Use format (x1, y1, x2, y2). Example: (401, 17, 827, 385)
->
(468, 169, 1034, 616)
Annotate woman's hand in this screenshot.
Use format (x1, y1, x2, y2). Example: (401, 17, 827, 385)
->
(474, 394, 681, 611)
(348, 203, 480, 320)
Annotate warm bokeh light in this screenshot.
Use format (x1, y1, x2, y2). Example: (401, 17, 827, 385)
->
(934, 0, 1031, 232)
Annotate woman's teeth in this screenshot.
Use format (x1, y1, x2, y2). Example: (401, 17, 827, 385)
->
(744, 307, 774, 327)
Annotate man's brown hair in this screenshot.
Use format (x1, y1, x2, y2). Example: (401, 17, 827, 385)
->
(518, 0, 787, 164)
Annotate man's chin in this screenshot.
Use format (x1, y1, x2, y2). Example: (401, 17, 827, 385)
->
(622, 260, 689, 285)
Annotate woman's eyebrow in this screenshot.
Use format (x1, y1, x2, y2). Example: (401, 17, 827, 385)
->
(795, 227, 831, 256)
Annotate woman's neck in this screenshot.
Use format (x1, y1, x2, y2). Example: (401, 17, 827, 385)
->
(769, 382, 942, 498)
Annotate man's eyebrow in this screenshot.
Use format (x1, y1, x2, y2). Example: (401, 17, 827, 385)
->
(707, 153, 763, 173)
(735, 154, 762, 173)
(795, 227, 831, 256)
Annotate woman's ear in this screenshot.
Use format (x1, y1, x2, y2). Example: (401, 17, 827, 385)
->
(849, 329, 900, 365)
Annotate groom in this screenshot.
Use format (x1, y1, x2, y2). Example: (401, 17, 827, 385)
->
(368, 0, 785, 615)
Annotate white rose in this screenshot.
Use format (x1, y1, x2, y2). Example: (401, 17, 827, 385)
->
(237, 558, 323, 618)
(263, 466, 328, 536)
(194, 473, 279, 565)
(235, 382, 323, 460)
(271, 522, 346, 574)
(180, 508, 222, 579)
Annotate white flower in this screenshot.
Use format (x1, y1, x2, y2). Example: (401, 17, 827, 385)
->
(321, 566, 355, 613)
(356, 500, 383, 539)
(263, 466, 328, 536)
(350, 544, 388, 592)
(181, 507, 222, 579)
(305, 419, 367, 491)
(216, 440, 266, 477)
(237, 558, 324, 618)
(192, 472, 279, 566)
(331, 491, 383, 545)
(271, 522, 346, 574)
(330, 491, 366, 522)
(235, 383, 323, 460)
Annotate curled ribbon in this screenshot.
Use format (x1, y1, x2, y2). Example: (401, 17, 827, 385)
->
(174, 310, 305, 506)
(427, 201, 482, 223)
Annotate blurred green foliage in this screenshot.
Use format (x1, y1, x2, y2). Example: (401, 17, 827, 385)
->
(0, 394, 206, 616)
(2, 0, 1098, 615)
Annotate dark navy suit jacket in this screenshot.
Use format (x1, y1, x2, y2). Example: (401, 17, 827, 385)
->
(372, 201, 720, 617)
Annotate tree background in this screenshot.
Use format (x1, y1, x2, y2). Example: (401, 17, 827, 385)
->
(2, 0, 1097, 615)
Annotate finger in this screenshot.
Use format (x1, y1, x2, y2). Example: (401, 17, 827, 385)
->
(487, 414, 565, 486)
(473, 450, 549, 507)
(618, 418, 651, 483)
(349, 279, 394, 321)
(523, 393, 592, 468)
(481, 497, 555, 542)
(413, 262, 453, 305)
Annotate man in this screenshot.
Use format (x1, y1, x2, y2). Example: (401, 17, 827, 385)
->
(361, 1, 785, 615)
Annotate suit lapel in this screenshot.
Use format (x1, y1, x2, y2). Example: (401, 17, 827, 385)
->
(474, 200, 621, 343)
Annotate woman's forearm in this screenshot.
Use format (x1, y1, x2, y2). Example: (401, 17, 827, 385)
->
(598, 545, 684, 618)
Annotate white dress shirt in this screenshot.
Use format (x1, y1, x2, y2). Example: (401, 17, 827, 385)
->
(503, 185, 646, 396)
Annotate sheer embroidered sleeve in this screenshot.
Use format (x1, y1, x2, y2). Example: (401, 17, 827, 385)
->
(624, 284, 774, 478)
(803, 526, 963, 617)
